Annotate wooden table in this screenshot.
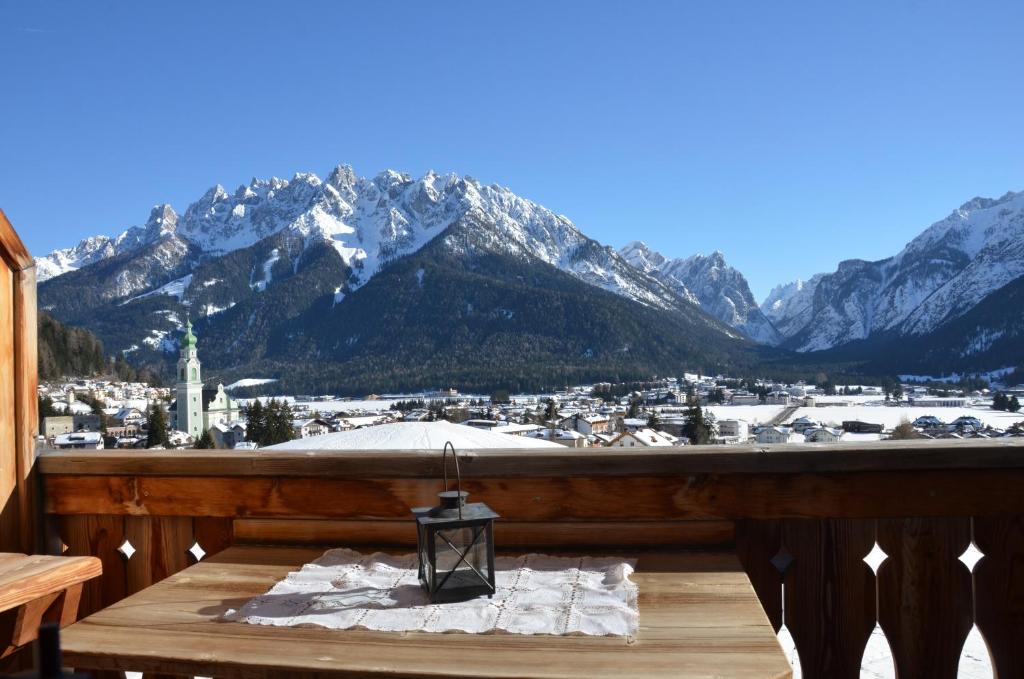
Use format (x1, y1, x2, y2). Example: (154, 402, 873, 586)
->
(61, 545, 791, 679)
(0, 553, 102, 659)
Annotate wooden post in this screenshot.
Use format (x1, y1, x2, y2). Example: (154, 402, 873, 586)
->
(14, 266, 38, 555)
(0, 209, 37, 555)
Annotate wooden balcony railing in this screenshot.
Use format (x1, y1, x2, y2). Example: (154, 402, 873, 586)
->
(38, 439, 1024, 678)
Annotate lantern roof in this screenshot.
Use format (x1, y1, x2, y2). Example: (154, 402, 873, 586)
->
(414, 501, 499, 525)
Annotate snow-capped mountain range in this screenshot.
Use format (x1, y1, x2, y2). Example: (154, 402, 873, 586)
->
(35, 165, 1024, 376)
(620, 242, 781, 345)
(762, 190, 1024, 352)
(36, 165, 739, 333)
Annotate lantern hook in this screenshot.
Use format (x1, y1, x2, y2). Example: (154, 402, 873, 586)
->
(442, 441, 463, 519)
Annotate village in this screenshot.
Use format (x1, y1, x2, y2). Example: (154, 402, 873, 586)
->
(37, 323, 1024, 452)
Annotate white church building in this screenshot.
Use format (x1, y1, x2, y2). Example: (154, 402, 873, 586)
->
(170, 320, 241, 440)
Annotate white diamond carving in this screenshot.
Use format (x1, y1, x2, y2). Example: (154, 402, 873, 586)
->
(863, 542, 888, 574)
(117, 539, 136, 560)
(188, 541, 207, 562)
(959, 542, 984, 573)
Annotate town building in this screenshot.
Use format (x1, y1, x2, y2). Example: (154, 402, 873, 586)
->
(559, 413, 611, 435)
(804, 427, 844, 443)
(765, 391, 792, 406)
(608, 428, 676, 447)
(717, 419, 750, 441)
(52, 432, 104, 450)
(169, 320, 241, 440)
(730, 392, 760, 406)
(43, 414, 101, 438)
(755, 427, 799, 444)
(292, 418, 331, 439)
(842, 420, 884, 434)
(789, 416, 820, 434)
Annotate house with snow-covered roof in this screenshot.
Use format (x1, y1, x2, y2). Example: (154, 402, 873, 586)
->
(756, 427, 800, 444)
(803, 427, 844, 443)
(559, 413, 611, 435)
(608, 428, 676, 448)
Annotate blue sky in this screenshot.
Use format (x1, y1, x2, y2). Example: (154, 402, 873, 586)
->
(2, 1, 1022, 300)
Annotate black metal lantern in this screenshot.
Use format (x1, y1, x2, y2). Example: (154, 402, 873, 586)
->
(413, 442, 499, 602)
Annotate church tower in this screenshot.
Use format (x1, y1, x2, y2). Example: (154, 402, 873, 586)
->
(176, 319, 204, 439)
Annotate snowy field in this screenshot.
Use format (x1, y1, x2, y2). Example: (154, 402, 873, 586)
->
(789, 405, 1023, 430)
(292, 399, 401, 413)
(704, 405, 787, 424)
(238, 396, 402, 412)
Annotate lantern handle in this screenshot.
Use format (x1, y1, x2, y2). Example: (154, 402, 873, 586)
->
(442, 441, 463, 519)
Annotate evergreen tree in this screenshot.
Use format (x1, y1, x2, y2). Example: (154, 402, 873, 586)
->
(249, 398, 295, 446)
(1010, 396, 1021, 413)
(646, 410, 660, 429)
(682, 402, 714, 445)
(543, 398, 559, 423)
(194, 428, 215, 449)
(146, 404, 170, 449)
(246, 400, 266, 444)
(627, 396, 640, 419)
(993, 393, 1008, 411)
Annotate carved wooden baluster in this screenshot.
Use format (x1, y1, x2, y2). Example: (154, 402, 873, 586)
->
(734, 519, 783, 631)
(973, 515, 1024, 678)
(58, 515, 127, 617)
(877, 517, 972, 679)
(781, 518, 876, 679)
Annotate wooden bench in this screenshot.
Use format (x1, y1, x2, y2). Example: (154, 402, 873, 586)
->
(0, 553, 102, 659)
(60, 545, 790, 679)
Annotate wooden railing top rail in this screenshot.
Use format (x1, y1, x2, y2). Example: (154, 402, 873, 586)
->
(38, 438, 1024, 478)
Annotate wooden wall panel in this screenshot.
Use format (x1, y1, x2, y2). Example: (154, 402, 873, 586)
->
(973, 516, 1024, 678)
(877, 518, 972, 679)
(58, 515, 126, 618)
(125, 516, 193, 594)
(193, 517, 234, 559)
(782, 519, 876, 679)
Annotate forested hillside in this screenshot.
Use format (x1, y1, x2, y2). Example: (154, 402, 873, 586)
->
(38, 312, 162, 384)
(38, 312, 107, 379)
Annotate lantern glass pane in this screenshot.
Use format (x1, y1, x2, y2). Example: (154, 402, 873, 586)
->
(434, 526, 489, 589)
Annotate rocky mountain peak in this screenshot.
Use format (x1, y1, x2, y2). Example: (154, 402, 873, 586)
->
(763, 188, 1024, 352)
(618, 243, 781, 345)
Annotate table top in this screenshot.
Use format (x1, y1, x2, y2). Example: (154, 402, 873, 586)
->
(61, 545, 791, 679)
(0, 553, 101, 613)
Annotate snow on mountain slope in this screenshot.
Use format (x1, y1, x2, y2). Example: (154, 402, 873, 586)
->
(35, 235, 117, 282)
(37, 165, 697, 315)
(761, 276, 823, 338)
(763, 190, 1024, 352)
(620, 241, 781, 344)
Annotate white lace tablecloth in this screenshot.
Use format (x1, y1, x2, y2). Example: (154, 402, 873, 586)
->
(224, 548, 639, 636)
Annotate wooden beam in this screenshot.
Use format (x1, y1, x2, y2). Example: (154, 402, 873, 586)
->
(43, 470, 1024, 520)
(0, 265, 17, 552)
(36, 438, 1024, 478)
(14, 267, 38, 554)
(0, 211, 33, 272)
